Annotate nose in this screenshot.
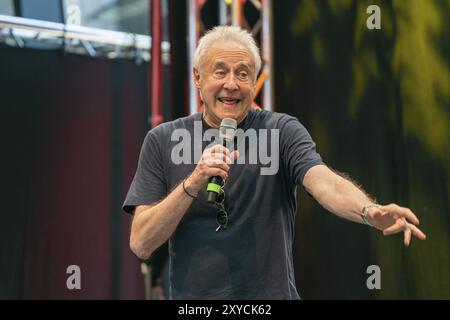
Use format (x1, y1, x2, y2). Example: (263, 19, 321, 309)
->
(223, 74, 238, 91)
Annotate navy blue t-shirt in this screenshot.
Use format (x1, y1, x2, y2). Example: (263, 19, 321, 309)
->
(123, 109, 324, 299)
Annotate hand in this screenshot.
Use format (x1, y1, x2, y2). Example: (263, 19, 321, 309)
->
(185, 145, 239, 196)
(364, 203, 427, 246)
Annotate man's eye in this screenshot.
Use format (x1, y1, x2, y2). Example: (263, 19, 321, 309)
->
(238, 72, 248, 79)
(215, 71, 226, 77)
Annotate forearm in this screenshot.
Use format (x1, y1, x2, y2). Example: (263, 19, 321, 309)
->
(130, 178, 196, 259)
(305, 166, 376, 224)
(303, 165, 427, 245)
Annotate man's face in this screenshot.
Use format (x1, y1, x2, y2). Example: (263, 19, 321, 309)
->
(194, 42, 256, 127)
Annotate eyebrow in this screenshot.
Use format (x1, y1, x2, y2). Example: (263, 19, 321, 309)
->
(236, 62, 251, 70)
(213, 61, 228, 69)
(212, 61, 252, 70)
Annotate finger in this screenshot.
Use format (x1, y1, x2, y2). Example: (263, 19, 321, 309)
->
(202, 148, 214, 160)
(404, 227, 412, 246)
(383, 220, 405, 236)
(230, 150, 240, 161)
(208, 168, 228, 181)
(224, 154, 233, 165)
(202, 149, 210, 158)
(409, 224, 427, 240)
(210, 152, 232, 164)
(212, 154, 232, 167)
(367, 208, 383, 219)
(203, 147, 216, 159)
(208, 145, 231, 157)
(400, 208, 420, 225)
(205, 151, 230, 162)
(382, 204, 420, 225)
(204, 158, 230, 172)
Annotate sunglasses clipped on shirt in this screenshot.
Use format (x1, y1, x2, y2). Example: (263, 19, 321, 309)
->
(215, 187, 228, 232)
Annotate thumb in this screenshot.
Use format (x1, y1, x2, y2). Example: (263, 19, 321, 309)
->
(230, 150, 240, 161)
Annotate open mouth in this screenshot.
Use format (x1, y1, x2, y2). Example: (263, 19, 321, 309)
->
(218, 97, 241, 105)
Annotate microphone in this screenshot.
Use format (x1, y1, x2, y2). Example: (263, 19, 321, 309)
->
(207, 118, 237, 203)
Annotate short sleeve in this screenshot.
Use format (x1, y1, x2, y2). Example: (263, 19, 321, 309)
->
(279, 116, 324, 186)
(122, 129, 167, 214)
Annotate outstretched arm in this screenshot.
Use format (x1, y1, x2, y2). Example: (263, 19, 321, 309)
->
(303, 165, 426, 246)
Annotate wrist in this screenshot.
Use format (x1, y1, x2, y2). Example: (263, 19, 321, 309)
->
(360, 204, 380, 227)
(361, 203, 380, 215)
(183, 176, 199, 198)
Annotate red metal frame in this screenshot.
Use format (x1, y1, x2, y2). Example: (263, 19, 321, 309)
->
(150, 0, 164, 128)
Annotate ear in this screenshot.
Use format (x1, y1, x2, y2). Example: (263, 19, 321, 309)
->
(193, 68, 201, 89)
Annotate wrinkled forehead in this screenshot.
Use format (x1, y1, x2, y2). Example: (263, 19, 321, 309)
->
(203, 41, 255, 70)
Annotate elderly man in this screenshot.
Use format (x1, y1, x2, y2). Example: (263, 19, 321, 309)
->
(123, 26, 426, 299)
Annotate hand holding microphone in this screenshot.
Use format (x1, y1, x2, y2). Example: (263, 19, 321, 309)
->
(183, 118, 239, 201)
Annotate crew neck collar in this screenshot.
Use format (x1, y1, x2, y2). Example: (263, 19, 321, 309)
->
(198, 108, 255, 131)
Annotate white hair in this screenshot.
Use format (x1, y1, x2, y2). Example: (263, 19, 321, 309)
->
(194, 25, 262, 80)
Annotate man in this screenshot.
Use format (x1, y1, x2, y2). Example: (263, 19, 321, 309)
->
(123, 26, 426, 299)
